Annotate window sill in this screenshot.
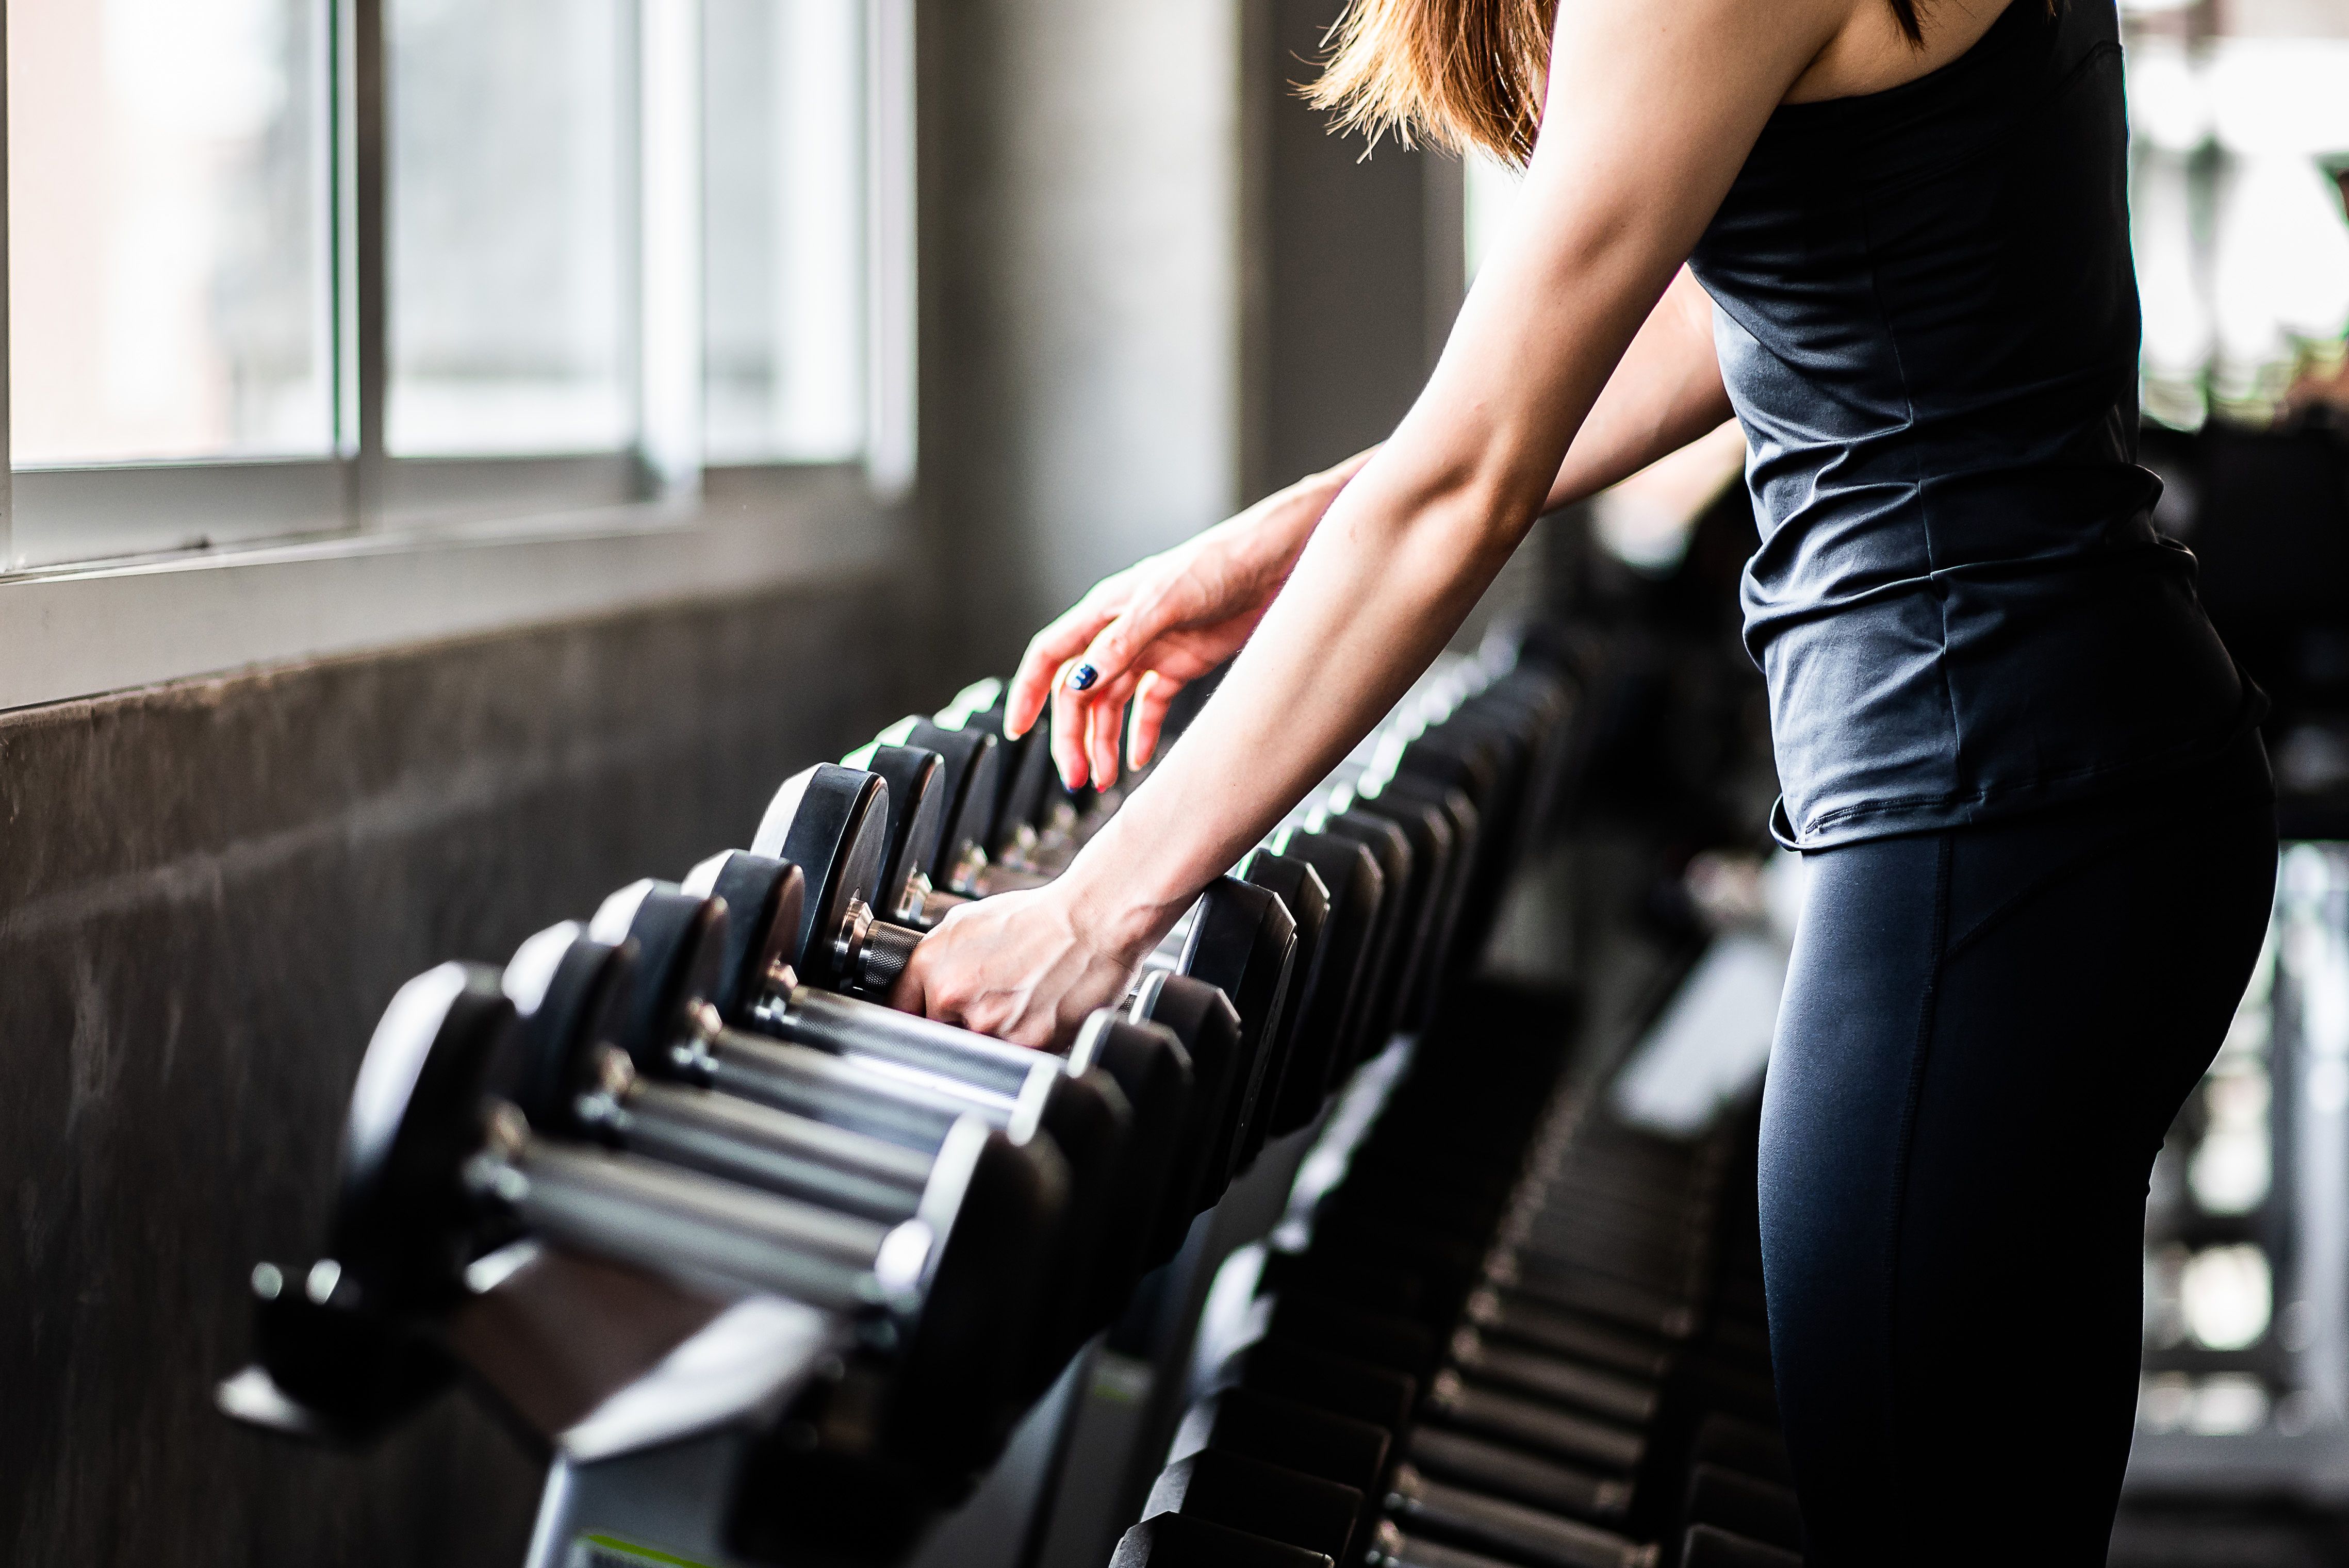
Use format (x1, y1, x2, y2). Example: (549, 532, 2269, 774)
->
(0, 463, 909, 715)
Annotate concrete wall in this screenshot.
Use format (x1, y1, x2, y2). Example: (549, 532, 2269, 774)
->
(918, 0, 1246, 679)
(0, 581, 907, 1565)
(916, 0, 1461, 685)
(1243, 0, 1464, 495)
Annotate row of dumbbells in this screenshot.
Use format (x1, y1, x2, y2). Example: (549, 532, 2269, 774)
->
(1112, 982, 1806, 1568)
(221, 636, 1582, 1524)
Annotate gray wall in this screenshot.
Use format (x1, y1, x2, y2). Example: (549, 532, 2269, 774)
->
(916, 0, 1461, 682)
(1243, 0, 1463, 496)
(0, 581, 906, 1565)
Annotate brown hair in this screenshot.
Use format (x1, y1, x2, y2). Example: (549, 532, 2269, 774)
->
(1305, 0, 1930, 166)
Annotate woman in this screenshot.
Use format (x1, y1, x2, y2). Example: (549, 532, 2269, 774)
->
(895, 0, 2277, 1558)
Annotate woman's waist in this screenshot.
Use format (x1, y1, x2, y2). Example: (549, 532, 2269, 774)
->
(1740, 527, 2196, 646)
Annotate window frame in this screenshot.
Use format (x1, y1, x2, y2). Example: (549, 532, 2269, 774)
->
(0, 0, 917, 710)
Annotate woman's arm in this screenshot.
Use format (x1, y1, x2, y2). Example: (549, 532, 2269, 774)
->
(1545, 265, 1733, 511)
(896, 0, 1847, 1046)
(1007, 268, 1728, 790)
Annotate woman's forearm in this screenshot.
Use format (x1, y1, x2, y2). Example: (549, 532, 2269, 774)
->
(1210, 445, 1381, 582)
(1057, 452, 1549, 957)
(1234, 272, 1724, 580)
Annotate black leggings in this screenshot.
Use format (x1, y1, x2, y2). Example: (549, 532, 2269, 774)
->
(1760, 753, 2277, 1565)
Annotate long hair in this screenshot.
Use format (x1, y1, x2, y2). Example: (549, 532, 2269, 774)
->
(1305, 0, 1931, 166)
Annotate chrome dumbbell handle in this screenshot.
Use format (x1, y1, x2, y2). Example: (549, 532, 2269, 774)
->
(580, 1052, 934, 1225)
(472, 1103, 931, 1317)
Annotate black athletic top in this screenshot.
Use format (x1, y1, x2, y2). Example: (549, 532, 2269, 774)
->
(1686, 0, 2260, 850)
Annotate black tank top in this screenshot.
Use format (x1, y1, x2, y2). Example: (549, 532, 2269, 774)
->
(1687, 0, 2260, 850)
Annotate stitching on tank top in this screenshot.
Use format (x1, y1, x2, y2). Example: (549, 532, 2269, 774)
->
(1851, 191, 1967, 814)
(1884, 832, 1954, 1486)
(1798, 708, 2251, 834)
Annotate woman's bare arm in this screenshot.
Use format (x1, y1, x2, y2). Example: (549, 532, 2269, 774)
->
(1545, 266, 1733, 510)
(1003, 268, 1728, 789)
(895, 0, 1853, 1046)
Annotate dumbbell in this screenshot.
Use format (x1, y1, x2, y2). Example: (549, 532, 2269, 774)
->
(877, 754, 1394, 1166)
(1365, 778, 1480, 1032)
(678, 847, 1194, 1320)
(911, 676, 1077, 866)
(1319, 795, 1455, 1045)
(1211, 1271, 1665, 1553)
(1112, 1512, 1336, 1568)
(306, 964, 1063, 1480)
(750, 762, 1302, 1206)
(582, 877, 1141, 1391)
(495, 918, 1069, 1236)
(1143, 1449, 1365, 1566)
(1679, 1464, 1803, 1558)
(1137, 873, 1298, 1178)
(1262, 829, 1391, 1114)
(1168, 1386, 1392, 1537)
(855, 719, 1081, 920)
(1306, 811, 1417, 1068)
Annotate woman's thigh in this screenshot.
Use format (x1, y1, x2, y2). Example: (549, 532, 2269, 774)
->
(1759, 800, 2276, 1566)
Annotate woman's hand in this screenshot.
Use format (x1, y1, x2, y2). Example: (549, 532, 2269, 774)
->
(1004, 451, 1375, 791)
(887, 882, 1151, 1052)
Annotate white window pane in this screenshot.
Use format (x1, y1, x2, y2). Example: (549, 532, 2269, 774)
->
(388, 0, 633, 457)
(8, 0, 332, 467)
(703, 0, 865, 465)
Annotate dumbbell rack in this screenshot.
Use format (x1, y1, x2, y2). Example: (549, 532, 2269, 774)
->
(217, 625, 1590, 1568)
(1093, 971, 1803, 1568)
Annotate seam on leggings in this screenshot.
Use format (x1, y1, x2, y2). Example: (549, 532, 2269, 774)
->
(1883, 833, 1953, 1486)
(1942, 816, 2173, 963)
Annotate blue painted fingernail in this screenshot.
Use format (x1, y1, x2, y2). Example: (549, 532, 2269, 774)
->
(1067, 663, 1098, 692)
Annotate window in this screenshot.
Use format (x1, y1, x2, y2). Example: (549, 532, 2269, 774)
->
(703, 0, 866, 465)
(387, 0, 634, 460)
(2, 0, 913, 571)
(2123, 0, 2349, 430)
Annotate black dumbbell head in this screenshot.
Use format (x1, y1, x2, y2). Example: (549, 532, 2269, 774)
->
(1129, 970, 1245, 1246)
(750, 763, 890, 989)
(1343, 791, 1453, 1032)
(884, 1115, 1071, 1473)
(1111, 1512, 1333, 1568)
(1242, 853, 1334, 1141)
(1278, 831, 1386, 1100)
(960, 691, 1062, 852)
(587, 880, 729, 1071)
(903, 719, 1003, 886)
(1067, 1010, 1193, 1317)
(1317, 811, 1415, 1064)
(679, 850, 806, 1027)
(491, 922, 634, 1137)
(1175, 877, 1296, 1176)
(330, 963, 517, 1310)
(1145, 1450, 1362, 1566)
(1681, 1524, 1802, 1568)
(864, 744, 947, 922)
(1372, 778, 1478, 1027)
(1169, 1385, 1389, 1498)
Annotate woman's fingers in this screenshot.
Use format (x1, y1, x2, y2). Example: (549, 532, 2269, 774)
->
(1049, 665, 1095, 790)
(1128, 671, 1184, 769)
(885, 954, 930, 1016)
(1085, 673, 1139, 789)
(1008, 592, 1123, 740)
